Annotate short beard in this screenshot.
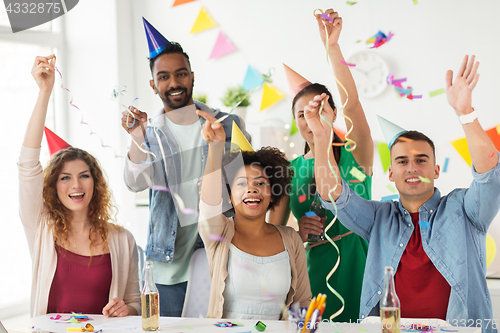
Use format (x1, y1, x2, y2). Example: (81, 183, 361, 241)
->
(159, 85, 194, 110)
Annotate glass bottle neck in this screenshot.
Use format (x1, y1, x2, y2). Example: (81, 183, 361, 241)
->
(142, 262, 158, 294)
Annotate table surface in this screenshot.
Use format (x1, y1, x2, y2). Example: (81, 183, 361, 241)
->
(4, 314, 483, 333)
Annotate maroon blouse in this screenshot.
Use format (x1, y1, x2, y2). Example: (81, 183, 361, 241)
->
(47, 245, 112, 314)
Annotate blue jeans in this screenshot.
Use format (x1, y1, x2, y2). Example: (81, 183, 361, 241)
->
(156, 282, 187, 317)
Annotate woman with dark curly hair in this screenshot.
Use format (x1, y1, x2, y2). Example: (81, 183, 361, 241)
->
(18, 55, 140, 317)
(196, 110, 311, 320)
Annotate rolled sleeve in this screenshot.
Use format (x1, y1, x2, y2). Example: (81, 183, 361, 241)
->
(471, 150, 500, 183)
(123, 155, 152, 192)
(318, 178, 351, 211)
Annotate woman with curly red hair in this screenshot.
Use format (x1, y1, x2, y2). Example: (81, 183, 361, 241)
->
(18, 55, 140, 317)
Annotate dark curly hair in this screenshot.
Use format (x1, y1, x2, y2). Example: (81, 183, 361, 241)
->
(221, 146, 294, 211)
(42, 147, 118, 256)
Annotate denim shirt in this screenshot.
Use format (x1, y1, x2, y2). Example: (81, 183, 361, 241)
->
(124, 100, 251, 264)
(321, 153, 500, 333)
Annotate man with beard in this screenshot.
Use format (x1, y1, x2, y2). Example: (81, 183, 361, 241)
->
(122, 18, 250, 317)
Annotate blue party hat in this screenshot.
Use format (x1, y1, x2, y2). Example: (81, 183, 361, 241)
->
(377, 115, 408, 148)
(143, 17, 170, 59)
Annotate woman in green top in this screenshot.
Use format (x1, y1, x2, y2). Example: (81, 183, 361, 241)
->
(270, 9, 374, 322)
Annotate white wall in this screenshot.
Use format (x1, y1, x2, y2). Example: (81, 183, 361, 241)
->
(3, 0, 500, 312)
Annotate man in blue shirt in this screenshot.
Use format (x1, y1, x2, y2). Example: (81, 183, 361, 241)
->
(304, 55, 500, 332)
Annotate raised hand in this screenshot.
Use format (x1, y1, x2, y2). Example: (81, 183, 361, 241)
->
(122, 106, 148, 137)
(197, 110, 226, 144)
(31, 55, 56, 93)
(304, 93, 336, 140)
(315, 9, 342, 49)
(445, 55, 480, 116)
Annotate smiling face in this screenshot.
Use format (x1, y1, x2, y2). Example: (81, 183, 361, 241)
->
(56, 159, 94, 215)
(230, 164, 273, 220)
(389, 140, 440, 208)
(293, 92, 336, 148)
(150, 53, 194, 111)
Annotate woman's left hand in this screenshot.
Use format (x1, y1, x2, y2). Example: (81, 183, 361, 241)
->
(102, 297, 129, 317)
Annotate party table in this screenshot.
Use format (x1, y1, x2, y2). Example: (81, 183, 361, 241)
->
(4, 314, 483, 333)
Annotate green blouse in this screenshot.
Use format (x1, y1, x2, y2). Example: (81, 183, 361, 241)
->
(289, 145, 371, 322)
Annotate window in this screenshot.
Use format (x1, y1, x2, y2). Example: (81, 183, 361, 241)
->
(0, 6, 60, 316)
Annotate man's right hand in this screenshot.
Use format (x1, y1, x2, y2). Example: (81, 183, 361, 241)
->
(122, 106, 147, 137)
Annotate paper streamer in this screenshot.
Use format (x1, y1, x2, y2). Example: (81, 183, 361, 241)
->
(429, 88, 445, 97)
(386, 184, 397, 193)
(111, 90, 158, 164)
(349, 167, 366, 182)
(150, 185, 197, 215)
(418, 176, 431, 183)
(312, 8, 361, 320)
(387, 72, 421, 100)
(366, 30, 394, 49)
(55, 67, 123, 158)
(381, 194, 399, 201)
(340, 60, 356, 67)
(442, 157, 449, 173)
(207, 234, 226, 242)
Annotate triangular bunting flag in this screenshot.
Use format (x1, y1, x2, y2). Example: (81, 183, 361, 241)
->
(190, 6, 217, 34)
(172, 0, 196, 7)
(231, 121, 254, 152)
(260, 82, 284, 111)
(451, 137, 471, 167)
(376, 141, 391, 173)
(243, 66, 264, 91)
(290, 118, 298, 136)
(209, 31, 237, 59)
(451, 125, 500, 167)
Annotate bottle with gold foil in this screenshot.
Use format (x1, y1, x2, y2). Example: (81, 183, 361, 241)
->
(380, 266, 401, 333)
(142, 261, 160, 331)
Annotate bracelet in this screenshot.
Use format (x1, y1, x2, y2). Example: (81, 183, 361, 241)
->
(459, 109, 478, 124)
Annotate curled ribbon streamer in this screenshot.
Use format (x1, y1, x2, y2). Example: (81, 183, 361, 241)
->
(318, 100, 345, 321)
(312, 8, 362, 320)
(112, 95, 158, 164)
(261, 67, 275, 83)
(54, 67, 123, 159)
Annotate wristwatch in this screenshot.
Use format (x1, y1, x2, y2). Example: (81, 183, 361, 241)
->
(459, 108, 478, 124)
